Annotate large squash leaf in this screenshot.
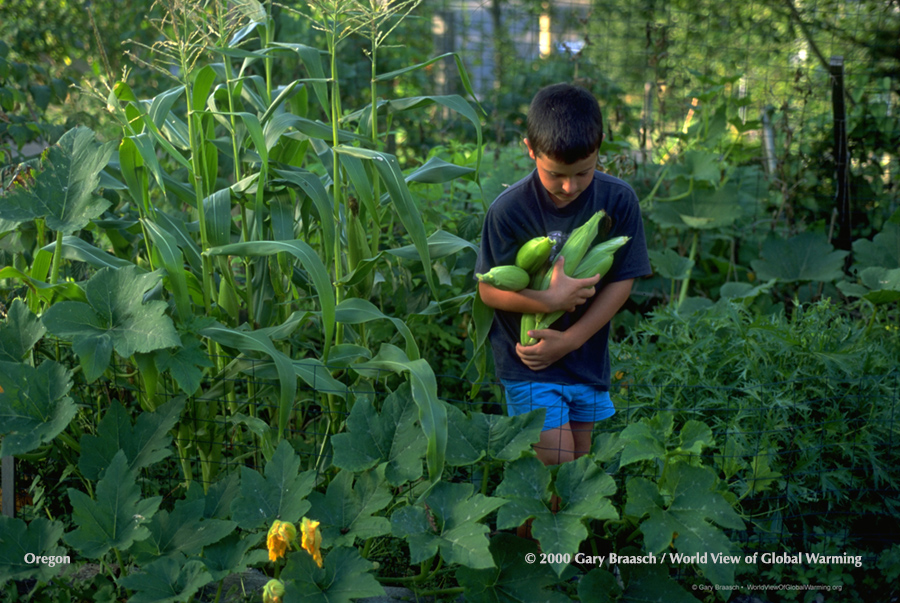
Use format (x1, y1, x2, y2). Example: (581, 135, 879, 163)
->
(0, 517, 67, 585)
(0, 360, 75, 457)
(229, 439, 316, 530)
(625, 464, 744, 586)
(307, 466, 392, 548)
(65, 451, 162, 559)
(444, 403, 544, 466)
(281, 546, 384, 603)
(751, 232, 849, 282)
(330, 382, 426, 487)
(42, 266, 180, 382)
(391, 481, 506, 570)
(0, 127, 115, 234)
(78, 397, 185, 481)
(456, 534, 571, 603)
(0, 298, 45, 362)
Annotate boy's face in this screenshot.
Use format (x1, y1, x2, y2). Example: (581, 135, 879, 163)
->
(524, 138, 599, 208)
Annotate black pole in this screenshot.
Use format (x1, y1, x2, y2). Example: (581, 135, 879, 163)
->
(830, 56, 852, 263)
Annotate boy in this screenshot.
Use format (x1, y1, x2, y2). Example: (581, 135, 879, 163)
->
(476, 82, 651, 467)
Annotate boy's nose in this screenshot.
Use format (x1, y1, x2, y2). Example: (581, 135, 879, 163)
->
(562, 179, 577, 193)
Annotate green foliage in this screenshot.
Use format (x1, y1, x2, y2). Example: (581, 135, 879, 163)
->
(42, 266, 180, 382)
(391, 481, 505, 569)
(230, 440, 317, 531)
(0, 360, 75, 457)
(65, 451, 163, 559)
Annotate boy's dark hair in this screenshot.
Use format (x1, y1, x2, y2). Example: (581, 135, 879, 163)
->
(526, 83, 603, 164)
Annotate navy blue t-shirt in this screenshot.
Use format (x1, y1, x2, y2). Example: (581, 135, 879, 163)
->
(476, 169, 651, 389)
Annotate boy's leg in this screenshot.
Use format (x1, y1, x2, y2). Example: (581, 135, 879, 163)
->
(569, 420, 595, 459)
(534, 422, 576, 466)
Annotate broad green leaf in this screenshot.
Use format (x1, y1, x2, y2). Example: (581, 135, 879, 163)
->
(751, 232, 849, 282)
(860, 266, 900, 304)
(650, 185, 743, 230)
(0, 360, 75, 457)
(131, 499, 236, 564)
(117, 554, 211, 603)
(307, 466, 392, 547)
(616, 563, 701, 603)
(624, 464, 744, 586)
(495, 456, 616, 576)
(853, 222, 900, 269)
(683, 150, 721, 184)
(65, 451, 162, 559)
(199, 532, 266, 582)
(576, 568, 622, 603)
(331, 383, 426, 486)
(0, 517, 67, 585)
(0, 127, 115, 234)
(619, 423, 667, 468)
(281, 546, 383, 603)
(230, 439, 316, 530)
(352, 344, 446, 482)
(391, 481, 505, 569)
(335, 145, 438, 298)
(78, 397, 186, 481)
(0, 298, 45, 362)
(494, 457, 552, 529)
(648, 248, 694, 280)
(457, 534, 570, 603)
(675, 420, 715, 456)
(153, 333, 214, 395)
(444, 403, 543, 466)
(41, 266, 181, 382)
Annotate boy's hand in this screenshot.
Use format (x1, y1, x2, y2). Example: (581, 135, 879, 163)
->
(515, 328, 571, 371)
(547, 256, 601, 312)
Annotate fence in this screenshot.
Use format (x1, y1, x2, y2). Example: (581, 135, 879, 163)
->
(429, 0, 898, 231)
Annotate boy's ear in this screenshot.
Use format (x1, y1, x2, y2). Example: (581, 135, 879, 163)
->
(523, 138, 536, 160)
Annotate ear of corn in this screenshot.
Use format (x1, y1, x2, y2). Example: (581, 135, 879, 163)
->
(536, 210, 606, 291)
(520, 312, 537, 346)
(515, 236, 554, 274)
(520, 234, 630, 346)
(476, 265, 531, 291)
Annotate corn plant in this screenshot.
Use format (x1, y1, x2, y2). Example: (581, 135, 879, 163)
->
(0, 0, 485, 487)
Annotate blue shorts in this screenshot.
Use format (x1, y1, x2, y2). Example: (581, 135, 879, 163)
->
(502, 380, 615, 430)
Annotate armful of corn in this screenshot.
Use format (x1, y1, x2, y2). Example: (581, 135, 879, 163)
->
(474, 211, 629, 347)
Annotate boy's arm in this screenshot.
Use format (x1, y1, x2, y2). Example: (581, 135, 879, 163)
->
(515, 278, 634, 371)
(478, 256, 601, 315)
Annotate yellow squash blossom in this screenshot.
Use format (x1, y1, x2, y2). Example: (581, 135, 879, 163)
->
(300, 517, 323, 568)
(267, 520, 297, 562)
(262, 578, 285, 603)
